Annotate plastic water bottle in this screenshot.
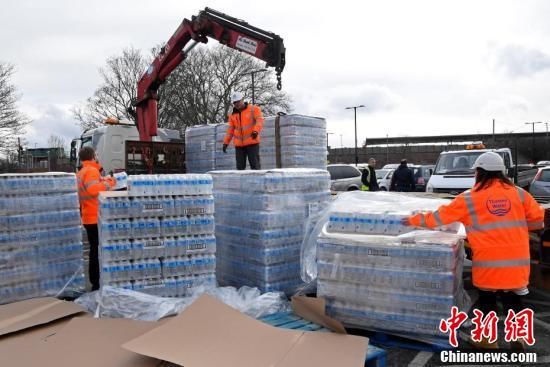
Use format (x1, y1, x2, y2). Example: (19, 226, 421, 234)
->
(163, 237, 177, 257)
(101, 241, 115, 262)
(146, 258, 162, 278)
(132, 259, 146, 279)
(113, 172, 128, 190)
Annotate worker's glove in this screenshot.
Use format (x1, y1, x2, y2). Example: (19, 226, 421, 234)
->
(222, 144, 228, 153)
(251, 131, 258, 139)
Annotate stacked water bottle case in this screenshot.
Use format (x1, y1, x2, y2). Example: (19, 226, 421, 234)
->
(185, 115, 327, 173)
(98, 174, 216, 297)
(0, 173, 85, 304)
(212, 168, 331, 294)
(185, 123, 237, 173)
(214, 123, 236, 170)
(185, 125, 217, 173)
(303, 191, 470, 346)
(261, 114, 328, 169)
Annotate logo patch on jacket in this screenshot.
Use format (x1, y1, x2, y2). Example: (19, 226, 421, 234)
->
(486, 196, 511, 216)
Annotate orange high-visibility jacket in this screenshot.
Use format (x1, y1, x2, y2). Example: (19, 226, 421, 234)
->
(77, 160, 116, 225)
(408, 181, 544, 291)
(224, 103, 264, 147)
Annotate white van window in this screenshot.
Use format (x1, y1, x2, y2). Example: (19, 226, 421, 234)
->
(434, 152, 482, 174)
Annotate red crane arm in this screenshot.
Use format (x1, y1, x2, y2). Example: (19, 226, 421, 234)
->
(133, 7, 286, 141)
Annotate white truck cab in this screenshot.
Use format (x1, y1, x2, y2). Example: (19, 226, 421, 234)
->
(426, 147, 513, 195)
(70, 120, 181, 174)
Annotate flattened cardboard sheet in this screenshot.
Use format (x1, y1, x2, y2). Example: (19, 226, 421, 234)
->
(123, 295, 368, 367)
(0, 297, 84, 337)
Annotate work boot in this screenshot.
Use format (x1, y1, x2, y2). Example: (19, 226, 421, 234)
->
(510, 340, 525, 351)
(469, 337, 499, 349)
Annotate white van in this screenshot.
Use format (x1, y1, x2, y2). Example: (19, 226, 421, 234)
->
(70, 121, 181, 174)
(426, 148, 513, 195)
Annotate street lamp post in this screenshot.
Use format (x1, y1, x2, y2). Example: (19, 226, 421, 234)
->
(326, 132, 334, 150)
(525, 122, 542, 162)
(241, 68, 268, 105)
(345, 105, 365, 166)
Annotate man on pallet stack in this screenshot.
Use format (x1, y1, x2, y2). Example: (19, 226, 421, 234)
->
(223, 92, 264, 170)
(77, 147, 116, 291)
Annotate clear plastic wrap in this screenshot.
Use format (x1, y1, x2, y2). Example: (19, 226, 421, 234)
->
(261, 114, 328, 169)
(300, 191, 470, 346)
(127, 174, 213, 196)
(98, 175, 216, 297)
(0, 173, 85, 304)
(185, 115, 327, 171)
(301, 191, 464, 282)
(74, 285, 289, 321)
(186, 124, 238, 173)
(212, 169, 331, 295)
(112, 172, 128, 190)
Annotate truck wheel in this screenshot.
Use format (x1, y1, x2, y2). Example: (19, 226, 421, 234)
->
(347, 186, 359, 191)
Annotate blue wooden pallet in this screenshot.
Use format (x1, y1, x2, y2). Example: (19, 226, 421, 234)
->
(259, 312, 387, 367)
(364, 330, 451, 352)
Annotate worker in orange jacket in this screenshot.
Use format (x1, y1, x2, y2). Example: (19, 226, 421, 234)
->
(223, 92, 264, 170)
(77, 146, 116, 291)
(406, 152, 544, 349)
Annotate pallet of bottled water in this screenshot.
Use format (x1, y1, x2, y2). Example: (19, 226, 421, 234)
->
(185, 123, 237, 173)
(98, 174, 216, 297)
(0, 173, 85, 304)
(185, 124, 217, 173)
(212, 169, 330, 294)
(214, 123, 236, 170)
(261, 114, 328, 169)
(300, 191, 470, 345)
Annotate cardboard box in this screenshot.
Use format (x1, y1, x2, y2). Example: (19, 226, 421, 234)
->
(0, 297, 85, 337)
(0, 297, 86, 366)
(38, 317, 162, 367)
(290, 295, 347, 334)
(1, 295, 369, 367)
(123, 294, 368, 367)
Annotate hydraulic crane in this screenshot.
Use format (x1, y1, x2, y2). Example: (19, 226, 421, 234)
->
(131, 7, 286, 141)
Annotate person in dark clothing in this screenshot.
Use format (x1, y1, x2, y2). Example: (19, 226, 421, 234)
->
(390, 159, 415, 192)
(361, 157, 379, 191)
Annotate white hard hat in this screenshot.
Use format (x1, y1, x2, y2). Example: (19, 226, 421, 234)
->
(230, 92, 244, 103)
(472, 152, 506, 173)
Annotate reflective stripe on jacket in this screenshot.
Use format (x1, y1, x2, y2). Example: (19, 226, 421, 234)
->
(224, 103, 264, 147)
(77, 160, 115, 225)
(407, 181, 544, 290)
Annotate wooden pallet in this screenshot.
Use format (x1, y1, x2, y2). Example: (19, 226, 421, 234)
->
(259, 312, 387, 367)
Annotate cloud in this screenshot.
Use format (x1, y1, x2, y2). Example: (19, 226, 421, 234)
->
(481, 95, 530, 119)
(488, 43, 550, 77)
(24, 104, 81, 149)
(293, 83, 403, 119)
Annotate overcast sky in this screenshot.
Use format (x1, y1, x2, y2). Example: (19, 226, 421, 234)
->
(2, 0, 550, 149)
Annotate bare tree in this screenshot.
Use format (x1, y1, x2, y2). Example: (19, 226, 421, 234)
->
(158, 45, 292, 134)
(0, 63, 29, 154)
(72, 47, 148, 130)
(48, 134, 66, 149)
(74, 44, 292, 135)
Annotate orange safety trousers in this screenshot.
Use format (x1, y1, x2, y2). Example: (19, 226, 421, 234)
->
(408, 181, 544, 290)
